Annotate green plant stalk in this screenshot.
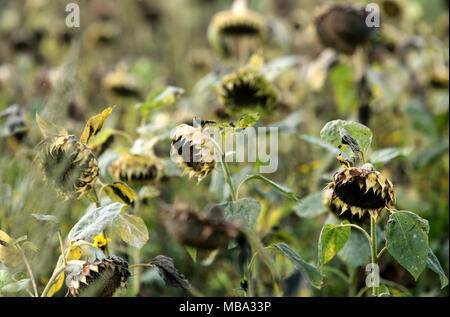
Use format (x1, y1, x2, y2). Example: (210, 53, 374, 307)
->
(132, 247, 141, 296)
(348, 268, 357, 297)
(16, 244, 39, 297)
(370, 215, 379, 296)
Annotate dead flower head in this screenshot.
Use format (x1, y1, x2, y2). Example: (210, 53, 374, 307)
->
(170, 124, 216, 182)
(163, 203, 240, 250)
(325, 158, 395, 220)
(217, 68, 278, 115)
(68, 255, 130, 297)
(37, 135, 99, 199)
(315, 4, 376, 55)
(109, 151, 165, 186)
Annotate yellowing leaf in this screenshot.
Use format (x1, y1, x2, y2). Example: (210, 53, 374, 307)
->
(47, 272, 65, 297)
(237, 113, 260, 129)
(67, 246, 82, 261)
(103, 181, 136, 207)
(36, 113, 67, 137)
(80, 106, 114, 145)
(0, 230, 12, 245)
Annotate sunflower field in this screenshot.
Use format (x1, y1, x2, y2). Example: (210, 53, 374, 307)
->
(0, 0, 448, 299)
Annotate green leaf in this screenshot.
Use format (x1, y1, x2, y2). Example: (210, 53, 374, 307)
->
(426, 248, 449, 289)
(300, 135, 340, 154)
(35, 113, 67, 137)
(338, 229, 370, 269)
(1, 278, 30, 294)
(237, 113, 260, 128)
(273, 242, 323, 289)
(293, 191, 328, 218)
(413, 140, 449, 169)
(378, 285, 391, 297)
(113, 214, 149, 249)
(369, 147, 413, 167)
(320, 120, 373, 161)
(136, 86, 184, 113)
(405, 100, 438, 141)
(0, 270, 10, 290)
(218, 198, 261, 229)
(68, 202, 125, 241)
(329, 65, 358, 114)
(237, 174, 298, 201)
(31, 213, 59, 225)
(385, 211, 429, 280)
(318, 222, 351, 266)
(185, 246, 197, 262)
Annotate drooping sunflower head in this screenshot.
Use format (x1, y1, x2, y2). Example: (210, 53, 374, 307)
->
(315, 4, 376, 55)
(217, 68, 278, 115)
(170, 124, 216, 182)
(109, 151, 165, 186)
(37, 135, 99, 199)
(323, 188, 369, 225)
(163, 203, 241, 250)
(102, 63, 141, 98)
(326, 159, 395, 220)
(68, 255, 130, 297)
(210, 1, 267, 37)
(207, 0, 268, 56)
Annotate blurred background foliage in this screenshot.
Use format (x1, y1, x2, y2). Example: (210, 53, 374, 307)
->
(0, 0, 448, 296)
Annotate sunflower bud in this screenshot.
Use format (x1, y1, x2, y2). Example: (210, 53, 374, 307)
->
(109, 151, 165, 186)
(68, 256, 130, 297)
(171, 124, 216, 181)
(163, 203, 240, 250)
(315, 4, 375, 55)
(37, 135, 99, 199)
(325, 158, 395, 221)
(217, 67, 278, 115)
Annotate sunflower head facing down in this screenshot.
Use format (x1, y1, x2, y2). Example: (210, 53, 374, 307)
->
(37, 135, 99, 199)
(171, 124, 216, 182)
(109, 151, 165, 186)
(217, 67, 278, 115)
(315, 4, 376, 55)
(68, 255, 130, 297)
(325, 157, 395, 221)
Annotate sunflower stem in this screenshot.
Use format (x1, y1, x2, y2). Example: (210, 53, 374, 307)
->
(370, 215, 379, 297)
(16, 244, 39, 297)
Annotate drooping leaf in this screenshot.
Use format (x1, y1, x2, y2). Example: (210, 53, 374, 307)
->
(369, 147, 413, 167)
(237, 174, 298, 201)
(31, 213, 59, 229)
(405, 100, 438, 141)
(318, 222, 351, 266)
(149, 255, 191, 290)
(80, 106, 114, 145)
(320, 120, 372, 161)
(338, 229, 370, 269)
(47, 272, 65, 297)
(1, 278, 31, 294)
(218, 198, 261, 229)
(329, 65, 358, 114)
(293, 191, 328, 218)
(88, 127, 122, 148)
(273, 242, 323, 289)
(68, 202, 125, 241)
(237, 113, 260, 129)
(103, 181, 136, 207)
(0, 230, 12, 245)
(185, 246, 197, 262)
(339, 126, 362, 155)
(36, 113, 67, 137)
(136, 86, 184, 113)
(385, 211, 429, 280)
(113, 214, 149, 249)
(426, 248, 449, 289)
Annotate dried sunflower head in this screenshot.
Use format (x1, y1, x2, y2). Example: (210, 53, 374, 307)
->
(217, 68, 278, 115)
(163, 203, 241, 250)
(170, 124, 216, 181)
(323, 188, 369, 225)
(315, 4, 376, 55)
(68, 255, 130, 297)
(102, 63, 141, 98)
(208, 0, 268, 55)
(326, 159, 395, 221)
(109, 151, 165, 186)
(0, 104, 28, 143)
(37, 135, 99, 199)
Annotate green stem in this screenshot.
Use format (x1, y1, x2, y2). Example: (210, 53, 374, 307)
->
(370, 216, 379, 297)
(323, 266, 350, 284)
(377, 246, 387, 261)
(132, 247, 141, 296)
(41, 263, 66, 297)
(348, 268, 357, 297)
(16, 245, 39, 297)
(340, 224, 372, 246)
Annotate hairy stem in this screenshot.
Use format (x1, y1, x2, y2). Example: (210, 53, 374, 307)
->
(16, 245, 39, 297)
(370, 216, 379, 296)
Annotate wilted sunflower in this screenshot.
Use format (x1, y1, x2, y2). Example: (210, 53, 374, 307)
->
(163, 203, 241, 250)
(83, 21, 121, 48)
(102, 63, 141, 98)
(171, 124, 216, 181)
(0, 104, 28, 143)
(109, 151, 165, 186)
(217, 67, 278, 115)
(37, 135, 99, 199)
(68, 255, 130, 297)
(207, 0, 268, 56)
(323, 188, 369, 225)
(315, 4, 376, 55)
(325, 157, 395, 220)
